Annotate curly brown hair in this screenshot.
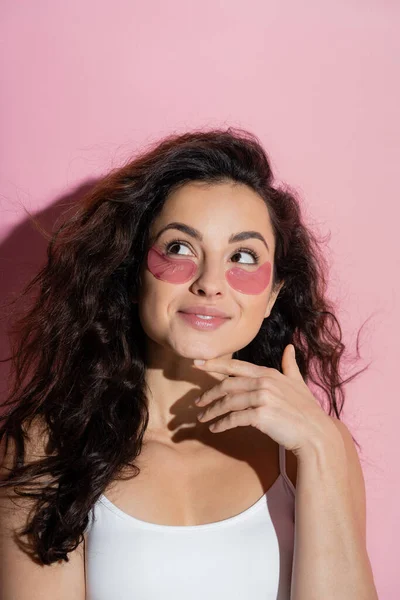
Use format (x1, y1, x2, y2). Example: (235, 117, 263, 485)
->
(0, 127, 368, 565)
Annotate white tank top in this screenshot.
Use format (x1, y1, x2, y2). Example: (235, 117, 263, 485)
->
(84, 443, 295, 600)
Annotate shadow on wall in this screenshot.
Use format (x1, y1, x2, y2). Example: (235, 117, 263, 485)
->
(0, 180, 99, 408)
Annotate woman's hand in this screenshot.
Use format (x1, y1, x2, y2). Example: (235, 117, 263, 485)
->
(194, 344, 338, 456)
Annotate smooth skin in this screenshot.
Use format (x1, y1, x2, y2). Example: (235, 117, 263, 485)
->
(137, 180, 284, 436)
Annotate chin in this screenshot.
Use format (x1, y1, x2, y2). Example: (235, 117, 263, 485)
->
(171, 340, 235, 361)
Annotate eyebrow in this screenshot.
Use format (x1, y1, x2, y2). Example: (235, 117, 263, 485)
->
(151, 222, 270, 252)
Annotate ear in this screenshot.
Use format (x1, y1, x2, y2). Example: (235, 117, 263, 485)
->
(264, 280, 284, 319)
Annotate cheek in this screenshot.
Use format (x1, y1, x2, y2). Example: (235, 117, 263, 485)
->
(226, 262, 272, 295)
(146, 246, 197, 283)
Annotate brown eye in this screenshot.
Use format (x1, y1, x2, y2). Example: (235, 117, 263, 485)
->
(231, 248, 259, 265)
(163, 239, 193, 256)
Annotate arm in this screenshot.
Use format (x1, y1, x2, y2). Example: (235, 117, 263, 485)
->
(290, 418, 378, 600)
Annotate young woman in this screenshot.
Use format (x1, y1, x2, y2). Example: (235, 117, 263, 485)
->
(0, 128, 378, 599)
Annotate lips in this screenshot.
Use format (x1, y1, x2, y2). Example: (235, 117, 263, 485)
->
(177, 311, 230, 331)
(178, 305, 231, 318)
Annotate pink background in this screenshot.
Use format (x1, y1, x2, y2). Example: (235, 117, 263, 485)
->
(1, 2, 399, 596)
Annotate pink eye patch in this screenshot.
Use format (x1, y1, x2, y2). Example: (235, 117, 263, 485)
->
(226, 261, 272, 295)
(146, 245, 271, 295)
(147, 246, 197, 283)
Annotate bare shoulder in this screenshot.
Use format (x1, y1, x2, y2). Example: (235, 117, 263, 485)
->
(0, 417, 86, 600)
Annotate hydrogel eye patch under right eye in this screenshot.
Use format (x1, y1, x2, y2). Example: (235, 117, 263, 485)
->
(146, 245, 197, 283)
(146, 246, 272, 294)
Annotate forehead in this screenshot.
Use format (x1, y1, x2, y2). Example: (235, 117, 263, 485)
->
(152, 181, 274, 247)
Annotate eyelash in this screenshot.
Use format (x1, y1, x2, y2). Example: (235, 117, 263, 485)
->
(161, 238, 261, 264)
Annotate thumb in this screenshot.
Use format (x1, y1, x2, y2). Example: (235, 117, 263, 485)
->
(282, 344, 303, 381)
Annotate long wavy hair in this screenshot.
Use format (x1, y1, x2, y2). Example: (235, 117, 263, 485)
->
(0, 127, 367, 565)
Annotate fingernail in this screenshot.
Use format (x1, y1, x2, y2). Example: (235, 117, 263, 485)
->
(194, 359, 205, 365)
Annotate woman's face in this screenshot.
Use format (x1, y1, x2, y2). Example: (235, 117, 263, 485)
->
(137, 180, 283, 362)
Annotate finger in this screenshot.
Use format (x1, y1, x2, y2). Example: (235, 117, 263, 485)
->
(194, 357, 278, 379)
(281, 344, 304, 382)
(195, 376, 260, 407)
(197, 390, 263, 423)
(208, 407, 259, 433)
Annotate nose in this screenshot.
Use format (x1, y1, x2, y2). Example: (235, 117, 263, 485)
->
(190, 256, 226, 298)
